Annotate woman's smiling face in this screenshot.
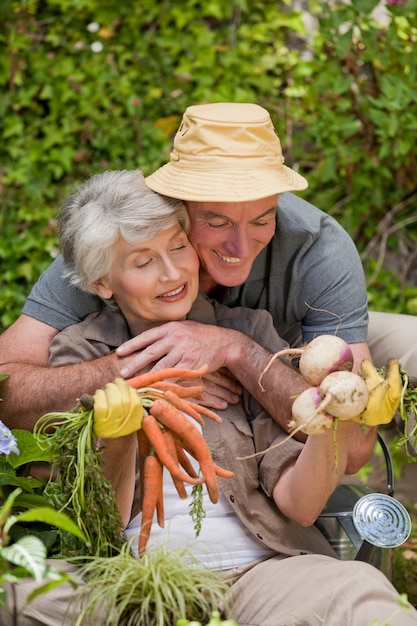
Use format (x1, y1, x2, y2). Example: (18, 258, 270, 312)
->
(92, 224, 200, 329)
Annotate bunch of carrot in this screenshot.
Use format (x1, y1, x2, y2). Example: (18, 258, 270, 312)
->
(124, 366, 234, 556)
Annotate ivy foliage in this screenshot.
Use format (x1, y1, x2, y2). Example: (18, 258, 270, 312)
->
(294, 1, 417, 232)
(1, 0, 417, 330)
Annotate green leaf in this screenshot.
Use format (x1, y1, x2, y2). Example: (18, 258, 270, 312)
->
(351, 0, 380, 14)
(0, 474, 42, 492)
(27, 572, 78, 603)
(13, 493, 49, 509)
(8, 430, 52, 468)
(0, 459, 16, 480)
(0, 488, 21, 525)
(1, 536, 47, 581)
(15, 508, 87, 542)
(0, 460, 44, 492)
(0, 586, 6, 610)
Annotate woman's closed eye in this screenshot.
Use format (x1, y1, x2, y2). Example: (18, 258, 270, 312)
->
(134, 254, 155, 268)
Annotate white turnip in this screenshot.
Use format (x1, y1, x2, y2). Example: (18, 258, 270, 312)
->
(317, 371, 368, 419)
(258, 334, 354, 391)
(298, 335, 354, 386)
(237, 386, 336, 460)
(239, 372, 367, 459)
(290, 371, 368, 436)
(289, 387, 334, 435)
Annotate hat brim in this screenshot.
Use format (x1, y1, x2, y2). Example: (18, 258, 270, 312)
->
(145, 162, 308, 202)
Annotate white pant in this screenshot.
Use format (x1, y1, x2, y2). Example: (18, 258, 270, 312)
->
(368, 311, 417, 374)
(1, 554, 416, 626)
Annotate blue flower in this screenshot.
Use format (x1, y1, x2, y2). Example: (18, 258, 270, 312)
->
(0, 420, 20, 456)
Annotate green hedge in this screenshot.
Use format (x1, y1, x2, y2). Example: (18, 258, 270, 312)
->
(1, 0, 417, 331)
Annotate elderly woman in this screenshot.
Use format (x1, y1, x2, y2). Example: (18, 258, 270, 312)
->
(5, 170, 415, 626)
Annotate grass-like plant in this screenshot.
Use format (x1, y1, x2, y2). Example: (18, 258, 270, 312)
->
(72, 542, 231, 626)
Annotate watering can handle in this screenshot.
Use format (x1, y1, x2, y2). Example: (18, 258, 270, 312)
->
(377, 431, 394, 497)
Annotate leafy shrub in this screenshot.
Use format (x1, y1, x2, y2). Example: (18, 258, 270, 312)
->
(0, 0, 306, 330)
(288, 0, 417, 311)
(1, 0, 417, 331)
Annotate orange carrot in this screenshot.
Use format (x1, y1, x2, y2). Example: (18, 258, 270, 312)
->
(162, 429, 187, 499)
(149, 400, 204, 450)
(137, 429, 151, 509)
(173, 435, 234, 480)
(142, 414, 203, 486)
(150, 399, 219, 504)
(156, 476, 165, 528)
(126, 365, 208, 390)
(151, 389, 223, 424)
(163, 390, 205, 428)
(151, 382, 205, 398)
(213, 463, 235, 479)
(173, 440, 199, 479)
(190, 402, 223, 423)
(139, 453, 163, 556)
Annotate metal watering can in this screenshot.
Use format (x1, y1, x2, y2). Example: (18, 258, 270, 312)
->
(316, 432, 411, 578)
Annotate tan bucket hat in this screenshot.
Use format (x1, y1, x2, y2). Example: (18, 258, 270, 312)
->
(145, 102, 308, 202)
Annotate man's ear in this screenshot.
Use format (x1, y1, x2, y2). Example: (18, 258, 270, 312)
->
(91, 278, 113, 300)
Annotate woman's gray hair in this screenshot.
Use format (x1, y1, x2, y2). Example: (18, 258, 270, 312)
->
(59, 169, 189, 292)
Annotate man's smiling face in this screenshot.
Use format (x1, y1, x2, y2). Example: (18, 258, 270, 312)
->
(186, 195, 277, 294)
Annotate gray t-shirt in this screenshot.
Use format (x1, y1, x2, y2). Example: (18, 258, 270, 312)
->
(23, 192, 368, 345)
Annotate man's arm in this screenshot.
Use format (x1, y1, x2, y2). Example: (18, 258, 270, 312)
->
(0, 315, 125, 429)
(0, 315, 248, 429)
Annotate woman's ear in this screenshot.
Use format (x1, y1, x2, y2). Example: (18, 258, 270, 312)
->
(91, 278, 113, 300)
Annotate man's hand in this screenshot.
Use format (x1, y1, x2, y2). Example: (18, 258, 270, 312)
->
(189, 369, 242, 409)
(117, 321, 231, 373)
(354, 359, 403, 426)
(116, 321, 242, 407)
(93, 377, 144, 438)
